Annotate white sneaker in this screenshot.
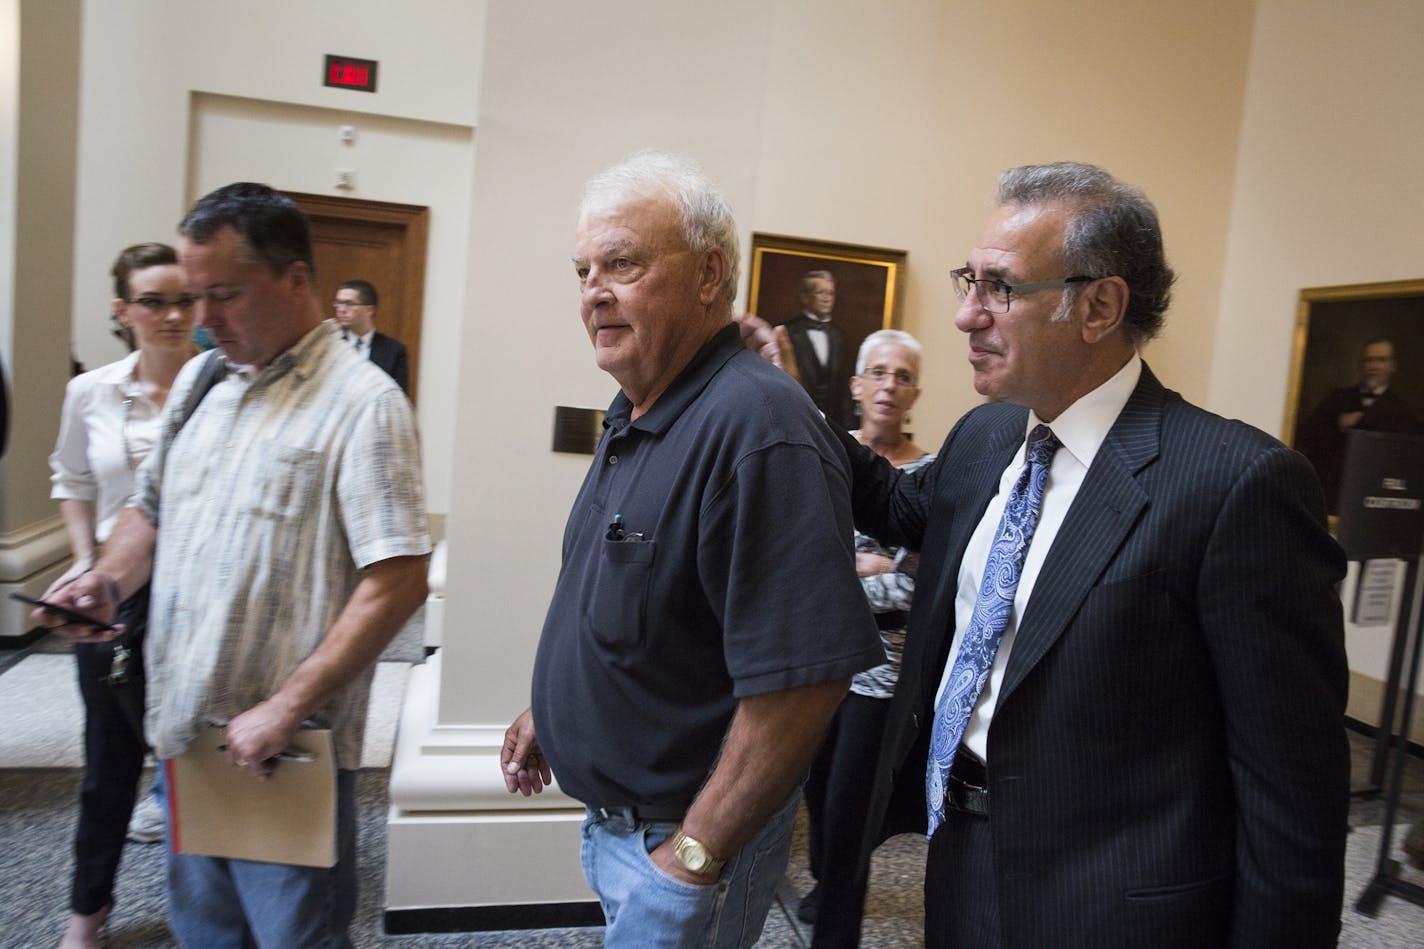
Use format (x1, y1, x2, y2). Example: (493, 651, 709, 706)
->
(126, 793, 166, 844)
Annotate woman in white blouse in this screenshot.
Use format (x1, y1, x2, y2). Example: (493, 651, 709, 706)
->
(48, 243, 197, 949)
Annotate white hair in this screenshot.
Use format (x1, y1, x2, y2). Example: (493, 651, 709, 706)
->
(580, 151, 740, 307)
(856, 329, 923, 375)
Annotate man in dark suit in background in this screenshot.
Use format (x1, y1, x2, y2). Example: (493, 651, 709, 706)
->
(743, 161, 1350, 948)
(334, 278, 410, 394)
(1296, 337, 1420, 514)
(785, 270, 854, 429)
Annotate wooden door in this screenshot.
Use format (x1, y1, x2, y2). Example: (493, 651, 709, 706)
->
(284, 192, 429, 404)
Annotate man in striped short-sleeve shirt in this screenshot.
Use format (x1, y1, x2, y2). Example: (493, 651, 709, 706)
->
(39, 183, 431, 947)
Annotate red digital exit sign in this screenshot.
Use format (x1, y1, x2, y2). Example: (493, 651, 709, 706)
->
(324, 55, 378, 93)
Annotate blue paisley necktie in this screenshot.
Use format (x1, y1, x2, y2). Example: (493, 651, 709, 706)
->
(925, 424, 1060, 836)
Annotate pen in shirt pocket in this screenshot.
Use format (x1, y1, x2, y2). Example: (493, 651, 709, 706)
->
(606, 514, 645, 542)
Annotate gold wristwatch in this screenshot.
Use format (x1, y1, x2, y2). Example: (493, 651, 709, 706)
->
(670, 828, 725, 877)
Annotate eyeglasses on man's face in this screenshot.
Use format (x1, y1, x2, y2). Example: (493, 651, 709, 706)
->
(332, 298, 371, 309)
(949, 267, 1097, 314)
(125, 295, 199, 312)
(859, 367, 917, 388)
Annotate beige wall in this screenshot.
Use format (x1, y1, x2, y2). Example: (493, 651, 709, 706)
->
(66, 0, 486, 516)
(438, 0, 1256, 725)
(440, 1, 781, 721)
(185, 92, 474, 508)
(752, 0, 1254, 446)
(1212, 0, 1424, 712)
(6, 0, 79, 529)
(1210, 0, 1424, 434)
(1, 0, 79, 609)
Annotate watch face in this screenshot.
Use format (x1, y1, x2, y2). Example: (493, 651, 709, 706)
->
(676, 836, 703, 869)
(675, 832, 715, 873)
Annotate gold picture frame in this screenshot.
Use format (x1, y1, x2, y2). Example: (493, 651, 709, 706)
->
(1284, 278, 1424, 513)
(746, 233, 907, 352)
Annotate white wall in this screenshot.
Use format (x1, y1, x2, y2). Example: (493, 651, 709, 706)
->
(67, 0, 486, 515)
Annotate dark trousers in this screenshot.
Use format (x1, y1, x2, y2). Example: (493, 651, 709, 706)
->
(71, 638, 148, 914)
(925, 806, 1001, 949)
(803, 692, 891, 948)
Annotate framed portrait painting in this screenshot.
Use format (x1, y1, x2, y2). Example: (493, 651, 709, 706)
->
(746, 233, 907, 347)
(745, 233, 908, 429)
(1284, 278, 1424, 515)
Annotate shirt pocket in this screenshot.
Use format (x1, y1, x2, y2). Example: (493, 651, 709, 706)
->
(250, 446, 324, 520)
(583, 538, 657, 653)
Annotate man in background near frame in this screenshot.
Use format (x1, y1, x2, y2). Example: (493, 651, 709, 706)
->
(1296, 336, 1419, 514)
(34, 182, 430, 947)
(785, 270, 855, 430)
(334, 278, 410, 394)
(501, 151, 882, 948)
(743, 161, 1349, 948)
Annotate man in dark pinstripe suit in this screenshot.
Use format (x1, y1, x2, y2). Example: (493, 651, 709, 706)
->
(747, 162, 1350, 947)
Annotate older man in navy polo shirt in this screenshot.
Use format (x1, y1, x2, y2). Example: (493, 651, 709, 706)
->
(501, 152, 882, 948)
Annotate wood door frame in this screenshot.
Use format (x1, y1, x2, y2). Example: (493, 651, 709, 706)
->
(284, 191, 429, 397)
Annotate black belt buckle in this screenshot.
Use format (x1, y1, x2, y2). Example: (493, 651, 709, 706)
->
(945, 774, 990, 817)
(596, 805, 636, 822)
(594, 803, 686, 823)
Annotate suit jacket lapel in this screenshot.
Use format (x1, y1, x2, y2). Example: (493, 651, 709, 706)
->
(998, 367, 1165, 703)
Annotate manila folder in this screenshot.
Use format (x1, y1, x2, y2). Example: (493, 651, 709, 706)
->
(167, 726, 336, 868)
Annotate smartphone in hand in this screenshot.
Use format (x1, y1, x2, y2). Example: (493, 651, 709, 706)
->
(10, 592, 119, 632)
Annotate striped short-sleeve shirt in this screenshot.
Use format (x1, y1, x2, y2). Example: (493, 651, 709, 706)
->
(133, 322, 431, 766)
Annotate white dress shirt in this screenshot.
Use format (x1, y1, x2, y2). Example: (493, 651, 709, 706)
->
(935, 354, 1142, 763)
(49, 351, 163, 543)
(348, 328, 374, 357)
(801, 312, 832, 365)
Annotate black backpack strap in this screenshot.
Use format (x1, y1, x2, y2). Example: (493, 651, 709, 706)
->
(103, 349, 226, 749)
(177, 348, 226, 429)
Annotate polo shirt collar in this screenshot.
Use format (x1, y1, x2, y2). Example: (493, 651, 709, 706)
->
(605, 323, 742, 436)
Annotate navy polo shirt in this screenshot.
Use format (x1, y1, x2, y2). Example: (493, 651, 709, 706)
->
(532, 323, 883, 808)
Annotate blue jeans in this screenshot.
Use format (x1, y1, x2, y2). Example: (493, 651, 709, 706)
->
(580, 787, 800, 949)
(165, 768, 357, 948)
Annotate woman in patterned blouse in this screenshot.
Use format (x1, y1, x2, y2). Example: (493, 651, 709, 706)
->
(801, 329, 934, 948)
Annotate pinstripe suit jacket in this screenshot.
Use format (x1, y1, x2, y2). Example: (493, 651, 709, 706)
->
(851, 364, 1350, 948)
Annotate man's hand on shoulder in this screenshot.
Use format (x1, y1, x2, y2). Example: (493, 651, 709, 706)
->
(735, 313, 798, 382)
(502, 706, 553, 796)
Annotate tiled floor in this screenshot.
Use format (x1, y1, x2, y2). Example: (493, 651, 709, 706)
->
(3, 634, 1423, 947)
